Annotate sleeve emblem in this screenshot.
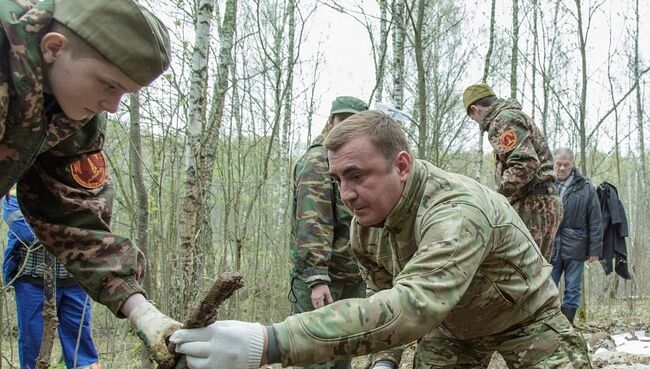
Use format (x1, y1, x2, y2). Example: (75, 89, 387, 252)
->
(498, 130, 518, 150)
(70, 152, 108, 189)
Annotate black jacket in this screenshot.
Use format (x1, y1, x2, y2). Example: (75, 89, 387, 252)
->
(552, 169, 603, 262)
(597, 181, 631, 279)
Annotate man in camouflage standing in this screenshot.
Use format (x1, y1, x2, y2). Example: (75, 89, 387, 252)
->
(171, 111, 591, 369)
(1, 0, 179, 362)
(289, 96, 367, 369)
(463, 84, 562, 261)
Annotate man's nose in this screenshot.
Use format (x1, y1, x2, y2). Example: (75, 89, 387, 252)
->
(339, 182, 357, 202)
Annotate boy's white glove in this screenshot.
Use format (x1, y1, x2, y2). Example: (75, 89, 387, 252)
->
(128, 300, 182, 363)
(170, 320, 265, 369)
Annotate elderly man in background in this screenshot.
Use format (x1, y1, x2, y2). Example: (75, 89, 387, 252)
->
(552, 148, 603, 324)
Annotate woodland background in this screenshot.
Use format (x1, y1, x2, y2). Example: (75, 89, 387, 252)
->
(1, 0, 650, 367)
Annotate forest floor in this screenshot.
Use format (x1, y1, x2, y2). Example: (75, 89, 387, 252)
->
(1, 298, 648, 368)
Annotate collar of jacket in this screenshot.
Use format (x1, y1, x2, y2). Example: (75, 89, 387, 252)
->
(309, 134, 325, 148)
(479, 98, 523, 133)
(380, 158, 428, 231)
(565, 168, 588, 189)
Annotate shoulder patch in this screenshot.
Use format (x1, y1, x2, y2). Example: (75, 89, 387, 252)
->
(70, 152, 108, 189)
(498, 130, 518, 150)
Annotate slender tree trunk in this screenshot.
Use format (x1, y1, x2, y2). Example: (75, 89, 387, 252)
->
(392, 0, 405, 109)
(129, 92, 152, 296)
(633, 0, 645, 302)
(574, 0, 589, 321)
(178, 0, 215, 312)
(575, 0, 588, 175)
(634, 0, 646, 180)
(531, 0, 538, 122)
(376, 0, 388, 102)
(477, 0, 496, 181)
(203, 0, 238, 188)
(510, 0, 519, 99)
(411, 0, 427, 159)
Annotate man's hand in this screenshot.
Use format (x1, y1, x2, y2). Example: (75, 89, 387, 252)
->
(588, 256, 599, 263)
(128, 299, 182, 363)
(170, 320, 266, 369)
(311, 283, 333, 309)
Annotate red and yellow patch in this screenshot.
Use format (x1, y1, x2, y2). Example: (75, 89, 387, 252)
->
(498, 130, 518, 150)
(70, 152, 107, 189)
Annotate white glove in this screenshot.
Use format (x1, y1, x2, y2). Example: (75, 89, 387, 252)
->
(128, 300, 182, 363)
(170, 320, 265, 369)
(372, 360, 396, 369)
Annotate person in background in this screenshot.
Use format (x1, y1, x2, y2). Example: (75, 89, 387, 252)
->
(3, 190, 101, 369)
(463, 83, 562, 262)
(551, 148, 603, 324)
(170, 111, 591, 369)
(288, 96, 368, 369)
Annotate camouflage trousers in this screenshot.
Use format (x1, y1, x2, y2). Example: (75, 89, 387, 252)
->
(289, 277, 366, 369)
(412, 308, 592, 369)
(514, 192, 562, 262)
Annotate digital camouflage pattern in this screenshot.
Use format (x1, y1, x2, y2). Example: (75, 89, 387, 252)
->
(289, 134, 362, 286)
(413, 310, 591, 368)
(481, 98, 561, 260)
(289, 277, 365, 369)
(0, 0, 145, 315)
(272, 159, 588, 367)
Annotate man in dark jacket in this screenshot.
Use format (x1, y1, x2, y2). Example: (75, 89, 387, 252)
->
(552, 148, 603, 324)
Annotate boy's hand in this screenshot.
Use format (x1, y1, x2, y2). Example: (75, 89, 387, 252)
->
(129, 300, 182, 363)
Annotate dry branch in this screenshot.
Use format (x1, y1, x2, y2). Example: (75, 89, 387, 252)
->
(158, 272, 244, 369)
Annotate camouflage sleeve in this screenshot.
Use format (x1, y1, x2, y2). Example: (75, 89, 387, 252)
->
(488, 113, 540, 200)
(273, 203, 489, 366)
(351, 241, 405, 367)
(17, 116, 145, 316)
(292, 146, 335, 286)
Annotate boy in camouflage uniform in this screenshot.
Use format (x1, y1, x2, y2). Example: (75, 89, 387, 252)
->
(171, 111, 591, 369)
(289, 96, 368, 369)
(463, 83, 562, 261)
(0, 0, 179, 362)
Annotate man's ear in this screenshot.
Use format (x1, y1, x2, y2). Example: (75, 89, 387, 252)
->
(40, 32, 69, 64)
(395, 151, 412, 181)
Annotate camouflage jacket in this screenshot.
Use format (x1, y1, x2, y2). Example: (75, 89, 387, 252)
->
(0, 0, 145, 315)
(480, 99, 555, 204)
(289, 134, 361, 286)
(272, 159, 560, 366)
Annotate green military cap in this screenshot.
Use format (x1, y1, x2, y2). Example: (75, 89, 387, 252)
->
(53, 0, 171, 86)
(330, 96, 368, 115)
(463, 83, 496, 112)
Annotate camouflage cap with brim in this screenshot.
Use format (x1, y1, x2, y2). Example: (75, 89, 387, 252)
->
(463, 83, 496, 112)
(330, 96, 368, 115)
(53, 0, 171, 86)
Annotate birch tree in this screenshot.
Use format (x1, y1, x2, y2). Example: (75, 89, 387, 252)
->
(178, 0, 217, 310)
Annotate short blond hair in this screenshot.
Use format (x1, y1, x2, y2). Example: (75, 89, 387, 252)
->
(324, 110, 411, 161)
